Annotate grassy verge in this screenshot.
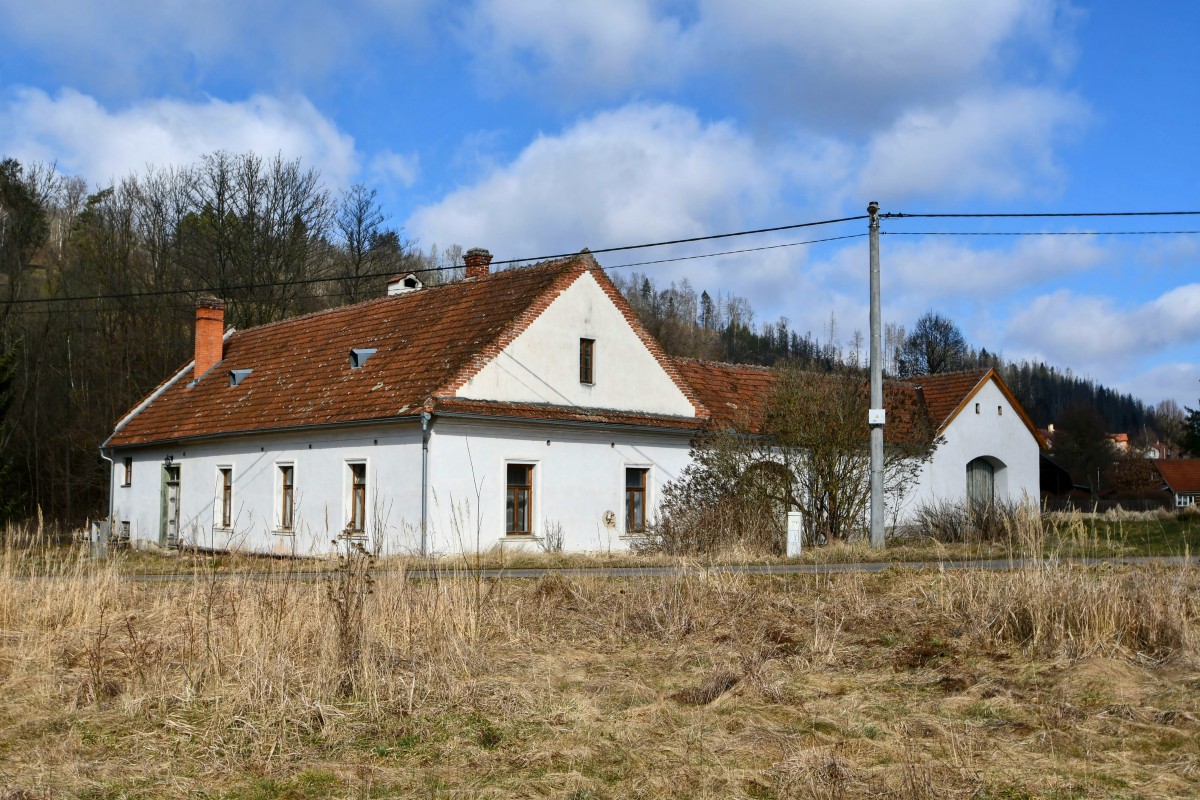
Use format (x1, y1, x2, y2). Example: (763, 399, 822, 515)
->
(0, 534, 1196, 798)
(3, 504, 1197, 578)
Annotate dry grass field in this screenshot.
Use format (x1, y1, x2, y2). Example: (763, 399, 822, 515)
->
(0, 514, 1198, 798)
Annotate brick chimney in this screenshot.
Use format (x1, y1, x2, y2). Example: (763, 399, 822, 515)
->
(194, 297, 225, 380)
(463, 247, 492, 280)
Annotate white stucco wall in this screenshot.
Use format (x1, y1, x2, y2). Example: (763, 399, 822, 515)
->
(109, 422, 426, 556)
(110, 416, 697, 556)
(457, 271, 695, 417)
(423, 417, 694, 554)
(903, 379, 1041, 518)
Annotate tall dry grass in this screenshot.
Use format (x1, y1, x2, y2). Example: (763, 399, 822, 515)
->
(0, 513, 1197, 796)
(0, 542, 494, 764)
(927, 505, 1196, 660)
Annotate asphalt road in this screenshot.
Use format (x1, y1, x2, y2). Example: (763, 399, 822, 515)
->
(114, 554, 1194, 582)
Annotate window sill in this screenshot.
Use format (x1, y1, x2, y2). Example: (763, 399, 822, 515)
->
(212, 526, 233, 533)
(272, 529, 296, 536)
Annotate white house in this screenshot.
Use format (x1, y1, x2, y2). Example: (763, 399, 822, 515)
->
(1153, 460, 1200, 508)
(103, 249, 1044, 555)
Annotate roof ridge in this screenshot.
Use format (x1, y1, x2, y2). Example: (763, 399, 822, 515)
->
(669, 355, 776, 373)
(909, 367, 992, 381)
(221, 257, 587, 339)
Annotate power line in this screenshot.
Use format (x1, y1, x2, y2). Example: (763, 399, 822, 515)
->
(883, 230, 1200, 236)
(2, 214, 870, 307)
(605, 233, 867, 270)
(496, 215, 869, 266)
(5, 212, 1199, 312)
(884, 210, 1200, 219)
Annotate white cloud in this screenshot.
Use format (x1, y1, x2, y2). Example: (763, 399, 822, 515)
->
(1005, 284, 1200, 374)
(461, 0, 689, 100)
(406, 103, 787, 261)
(881, 233, 1106, 301)
(1113, 363, 1200, 411)
(856, 88, 1088, 202)
(459, 0, 1076, 127)
(0, 0, 431, 94)
(0, 88, 359, 187)
(370, 151, 420, 188)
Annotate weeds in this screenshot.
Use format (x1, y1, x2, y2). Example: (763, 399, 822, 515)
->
(0, 528, 1197, 797)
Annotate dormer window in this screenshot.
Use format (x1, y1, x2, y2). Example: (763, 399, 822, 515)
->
(229, 369, 253, 386)
(350, 348, 377, 369)
(579, 338, 595, 385)
(386, 273, 423, 296)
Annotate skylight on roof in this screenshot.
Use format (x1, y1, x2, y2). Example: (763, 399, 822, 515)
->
(350, 348, 377, 369)
(229, 369, 253, 386)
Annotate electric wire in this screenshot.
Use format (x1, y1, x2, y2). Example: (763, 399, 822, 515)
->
(494, 214, 870, 266)
(3, 214, 870, 307)
(4, 214, 1200, 315)
(604, 232, 867, 270)
(883, 210, 1200, 219)
(883, 230, 1200, 236)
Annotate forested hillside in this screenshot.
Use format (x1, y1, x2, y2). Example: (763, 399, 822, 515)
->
(0, 154, 456, 524)
(611, 272, 1175, 443)
(0, 153, 1186, 524)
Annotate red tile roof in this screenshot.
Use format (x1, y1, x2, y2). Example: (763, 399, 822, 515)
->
(910, 369, 991, 430)
(908, 368, 1047, 449)
(109, 254, 699, 447)
(670, 358, 775, 434)
(671, 358, 936, 445)
(107, 253, 1043, 454)
(1154, 459, 1200, 493)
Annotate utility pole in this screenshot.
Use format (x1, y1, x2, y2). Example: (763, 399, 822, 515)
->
(868, 202, 885, 548)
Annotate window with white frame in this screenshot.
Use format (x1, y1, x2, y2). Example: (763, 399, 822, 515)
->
(278, 464, 295, 531)
(347, 462, 367, 533)
(506, 463, 534, 534)
(1178, 494, 1195, 508)
(625, 467, 648, 533)
(217, 466, 233, 528)
(122, 457, 132, 487)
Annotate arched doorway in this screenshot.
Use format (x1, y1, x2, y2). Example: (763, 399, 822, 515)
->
(966, 457, 995, 508)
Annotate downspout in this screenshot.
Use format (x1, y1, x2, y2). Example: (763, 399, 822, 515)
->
(420, 411, 433, 556)
(98, 446, 115, 549)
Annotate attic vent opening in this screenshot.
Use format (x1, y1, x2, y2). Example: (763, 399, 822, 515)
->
(350, 348, 377, 369)
(229, 369, 253, 387)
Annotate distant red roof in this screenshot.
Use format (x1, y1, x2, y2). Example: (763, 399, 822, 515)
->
(1154, 460, 1200, 494)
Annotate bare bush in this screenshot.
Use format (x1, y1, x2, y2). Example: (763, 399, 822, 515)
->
(912, 497, 1032, 544)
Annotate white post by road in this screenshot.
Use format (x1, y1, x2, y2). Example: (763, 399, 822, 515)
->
(786, 511, 803, 557)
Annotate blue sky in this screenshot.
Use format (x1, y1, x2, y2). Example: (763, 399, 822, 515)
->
(1, 1, 1197, 411)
